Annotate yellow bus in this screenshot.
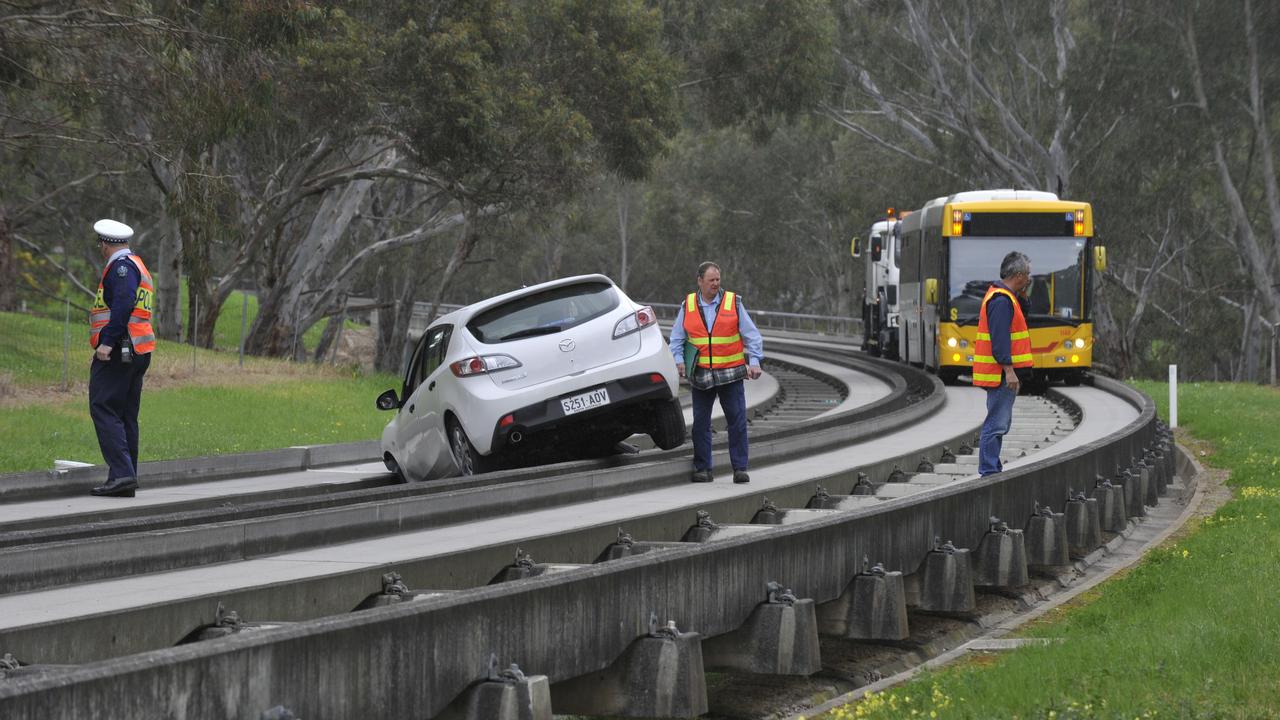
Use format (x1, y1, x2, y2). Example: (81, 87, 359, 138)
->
(896, 190, 1106, 386)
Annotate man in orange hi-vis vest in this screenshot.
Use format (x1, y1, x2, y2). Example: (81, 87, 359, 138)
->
(668, 261, 765, 484)
(973, 251, 1033, 476)
(87, 219, 156, 498)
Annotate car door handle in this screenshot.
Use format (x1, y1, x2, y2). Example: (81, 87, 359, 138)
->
(428, 381, 436, 391)
(409, 404, 415, 413)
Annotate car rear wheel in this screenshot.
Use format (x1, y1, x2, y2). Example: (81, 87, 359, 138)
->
(448, 420, 495, 476)
(650, 398, 687, 450)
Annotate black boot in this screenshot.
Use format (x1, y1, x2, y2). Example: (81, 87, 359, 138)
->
(90, 476, 138, 497)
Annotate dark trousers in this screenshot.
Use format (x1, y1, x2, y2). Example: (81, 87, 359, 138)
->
(89, 352, 151, 481)
(691, 379, 748, 472)
(979, 384, 1015, 476)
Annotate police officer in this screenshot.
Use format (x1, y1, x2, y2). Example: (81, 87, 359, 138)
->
(88, 219, 156, 497)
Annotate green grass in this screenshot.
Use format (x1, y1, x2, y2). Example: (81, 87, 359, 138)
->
(0, 311, 398, 474)
(0, 375, 397, 473)
(812, 381, 1280, 720)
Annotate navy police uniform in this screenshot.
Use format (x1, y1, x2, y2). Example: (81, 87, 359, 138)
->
(89, 219, 153, 498)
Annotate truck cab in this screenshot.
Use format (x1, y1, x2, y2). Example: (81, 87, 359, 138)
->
(855, 212, 904, 359)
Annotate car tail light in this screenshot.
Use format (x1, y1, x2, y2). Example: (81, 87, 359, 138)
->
(613, 306, 657, 339)
(649, 373, 666, 384)
(499, 413, 515, 427)
(450, 354, 522, 377)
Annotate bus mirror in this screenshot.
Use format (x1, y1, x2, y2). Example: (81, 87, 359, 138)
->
(871, 237, 883, 262)
(925, 278, 939, 304)
(851, 236, 861, 258)
(1093, 246, 1107, 272)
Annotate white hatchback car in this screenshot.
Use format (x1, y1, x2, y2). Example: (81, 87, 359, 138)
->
(376, 274, 686, 480)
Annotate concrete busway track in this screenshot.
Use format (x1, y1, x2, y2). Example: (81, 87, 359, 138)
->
(0, 374, 1166, 720)
(0, 349, 938, 659)
(0, 347, 857, 542)
(0, 345, 896, 596)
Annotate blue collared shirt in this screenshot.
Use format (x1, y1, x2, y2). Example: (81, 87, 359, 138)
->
(668, 291, 764, 368)
(985, 280, 1017, 366)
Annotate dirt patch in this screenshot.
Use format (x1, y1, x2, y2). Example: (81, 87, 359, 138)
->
(1167, 430, 1233, 539)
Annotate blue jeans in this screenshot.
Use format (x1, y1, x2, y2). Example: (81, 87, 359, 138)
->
(691, 380, 748, 472)
(979, 385, 1015, 476)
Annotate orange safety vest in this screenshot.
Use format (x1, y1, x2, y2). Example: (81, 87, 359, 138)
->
(683, 291, 746, 369)
(972, 285, 1032, 388)
(90, 253, 156, 354)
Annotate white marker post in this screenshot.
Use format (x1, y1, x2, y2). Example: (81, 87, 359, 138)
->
(1169, 364, 1178, 429)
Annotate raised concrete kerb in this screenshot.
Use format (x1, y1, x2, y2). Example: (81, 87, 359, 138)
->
(0, 441, 384, 503)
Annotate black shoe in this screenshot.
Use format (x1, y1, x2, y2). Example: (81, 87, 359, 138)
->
(91, 476, 138, 497)
(691, 470, 713, 483)
(733, 470, 750, 484)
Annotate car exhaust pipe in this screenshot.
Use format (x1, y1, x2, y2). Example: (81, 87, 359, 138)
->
(509, 431, 523, 444)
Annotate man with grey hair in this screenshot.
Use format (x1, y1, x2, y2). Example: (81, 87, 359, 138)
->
(668, 261, 764, 484)
(972, 251, 1033, 476)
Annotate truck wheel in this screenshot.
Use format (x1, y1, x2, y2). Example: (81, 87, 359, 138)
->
(650, 398, 687, 450)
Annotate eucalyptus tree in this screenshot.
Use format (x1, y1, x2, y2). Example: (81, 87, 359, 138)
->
(0, 3, 180, 313)
(1178, 0, 1280, 379)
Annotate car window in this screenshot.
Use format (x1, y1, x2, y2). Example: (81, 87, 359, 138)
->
(402, 332, 430, 399)
(421, 325, 452, 379)
(467, 281, 619, 344)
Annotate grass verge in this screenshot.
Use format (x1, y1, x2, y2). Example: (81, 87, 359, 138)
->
(0, 311, 398, 474)
(808, 381, 1280, 720)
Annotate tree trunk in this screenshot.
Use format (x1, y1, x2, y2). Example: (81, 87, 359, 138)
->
(154, 211, 183, 340)
(246, 146, 395, 357)
(0, 207, 14, 312)
(312, 305, 344, 363)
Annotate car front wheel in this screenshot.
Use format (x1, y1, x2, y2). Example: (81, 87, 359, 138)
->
(449, 419, 495, 476)
(650, 398, 687, 450)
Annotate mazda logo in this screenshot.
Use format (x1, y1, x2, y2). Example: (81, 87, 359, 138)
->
(558, 339, 576, 352)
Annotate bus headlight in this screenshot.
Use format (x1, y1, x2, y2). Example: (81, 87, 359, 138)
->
(952, 353, 961, 362)
(1071, 354, 1080, 364)
(947, 337, 958, 348)
(1063, 339, 1074, 349)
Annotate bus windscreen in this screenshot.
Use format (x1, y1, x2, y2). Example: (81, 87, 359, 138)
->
(949, 237, 1087, 322)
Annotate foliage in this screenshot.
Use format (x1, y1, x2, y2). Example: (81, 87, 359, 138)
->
(5, 1, 1279, 381)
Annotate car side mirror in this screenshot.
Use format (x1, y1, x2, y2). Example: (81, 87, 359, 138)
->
(376, 389, 401, 411)
(850, 236, 861, 258)
(925, 278, 939, 304)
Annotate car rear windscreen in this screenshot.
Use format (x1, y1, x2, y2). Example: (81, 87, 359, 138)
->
(467, 281, 620, 344)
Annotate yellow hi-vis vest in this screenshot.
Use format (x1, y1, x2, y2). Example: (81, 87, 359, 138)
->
(90, 254, 156, 354)
(972, 285, 1031, 387)
(682, 291, 746, 369)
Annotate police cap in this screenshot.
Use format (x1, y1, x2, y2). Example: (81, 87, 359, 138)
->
(93, 219, 134, 244)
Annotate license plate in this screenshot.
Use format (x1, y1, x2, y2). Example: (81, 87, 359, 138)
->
(561, 387, 610, 415)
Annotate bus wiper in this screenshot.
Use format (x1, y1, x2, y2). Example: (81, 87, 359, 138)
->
(498, 325, 563, 341)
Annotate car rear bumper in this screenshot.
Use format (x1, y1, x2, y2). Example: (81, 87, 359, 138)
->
(488, 372, 675, 453)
